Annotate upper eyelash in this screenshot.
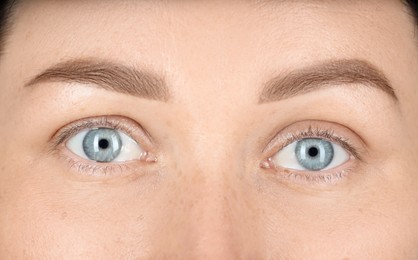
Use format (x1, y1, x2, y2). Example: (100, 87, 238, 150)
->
(52, 117, 135, 147)
(277, 126, 361, 161)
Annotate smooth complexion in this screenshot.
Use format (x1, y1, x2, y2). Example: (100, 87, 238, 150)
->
(1, 0, 418, 259)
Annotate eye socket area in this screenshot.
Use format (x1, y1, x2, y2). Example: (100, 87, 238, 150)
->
(66, 127, 145, 163)
(270, 138, 351, 172)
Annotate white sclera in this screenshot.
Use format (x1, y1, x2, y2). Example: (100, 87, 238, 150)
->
(272, 140, 350, 171)
(66, 129, 144, 162)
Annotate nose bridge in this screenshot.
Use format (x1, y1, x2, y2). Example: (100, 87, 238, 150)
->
(164, 38, 252, 254)
(154, 72, 262, 256)
(172, 122, 244, 258)
(188, 174, 239, 258)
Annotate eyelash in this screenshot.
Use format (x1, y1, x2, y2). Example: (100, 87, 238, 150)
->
(50, 116, 155, 177)
(262, 126, 361, 185)
(51, 117, 361, 184)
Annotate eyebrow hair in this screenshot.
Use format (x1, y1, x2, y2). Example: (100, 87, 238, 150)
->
(259, 59, 397, 104)
(25, 59, 170, 102)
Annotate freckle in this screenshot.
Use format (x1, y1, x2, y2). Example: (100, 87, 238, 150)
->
(191, 174, 200, 185)
(231, 189, 237, 201)
(136, 215, 144, 221)
(177, 170, 183, 178)
(244, 196, 252, 209)
(61, 212, 68, 220)
(358, 208, 363, 213)
(223, 195, 229, 203)
(190, 199, 196, 209)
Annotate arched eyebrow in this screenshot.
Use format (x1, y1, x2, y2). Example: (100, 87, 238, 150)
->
(258, 59, 397, 104)
(25, 59, 170, 102)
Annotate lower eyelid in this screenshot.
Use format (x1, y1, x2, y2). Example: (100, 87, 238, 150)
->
(261, 147, 361, 187)
(262, 162, 356, 186)
(56, 147, 155, 180)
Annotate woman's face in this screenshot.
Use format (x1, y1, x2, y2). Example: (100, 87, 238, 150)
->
(1, 0, 418, 258)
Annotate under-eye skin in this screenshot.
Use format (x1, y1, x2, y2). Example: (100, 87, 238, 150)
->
(261, 121, 366, 185)
(50, 116, 157, 177)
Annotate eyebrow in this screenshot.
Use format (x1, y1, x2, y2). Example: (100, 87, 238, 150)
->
(25, 59, 170, 102)
(259, 59, 397, 103)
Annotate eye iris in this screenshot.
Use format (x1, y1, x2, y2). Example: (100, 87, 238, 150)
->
(82, 128, 122, 162)
(295, 138, 334, 171)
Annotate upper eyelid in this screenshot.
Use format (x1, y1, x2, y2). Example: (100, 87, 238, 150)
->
(280, 128, 361, 160)
(49, 116, 154, 150)
(263, 120, 367, 161)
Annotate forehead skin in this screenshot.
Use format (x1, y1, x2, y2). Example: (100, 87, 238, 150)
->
(0, 0, 418, 259)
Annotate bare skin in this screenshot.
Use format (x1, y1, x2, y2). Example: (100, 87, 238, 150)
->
(0, 0, 418, 259)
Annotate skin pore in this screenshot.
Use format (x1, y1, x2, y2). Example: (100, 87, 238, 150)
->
(1, 0, 418, 259)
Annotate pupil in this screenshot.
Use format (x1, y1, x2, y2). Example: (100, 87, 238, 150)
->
(308, 147, 319, 157)
(98, 139, 110, 149)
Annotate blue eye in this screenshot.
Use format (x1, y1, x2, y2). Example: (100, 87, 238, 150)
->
(272, 138, 350, 171)
(295, 138, 334, 170)
(67, 128, 144, 163)
(82, 128, 122, 162)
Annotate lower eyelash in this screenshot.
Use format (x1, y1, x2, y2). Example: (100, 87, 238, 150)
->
(262, 160, 355, 186)
(283, 167, 352, 185)
(63, 154, 132, 177)
(59, 148, 157, 178)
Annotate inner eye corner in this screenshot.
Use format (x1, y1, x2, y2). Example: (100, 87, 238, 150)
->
(260, 157, 275, 170)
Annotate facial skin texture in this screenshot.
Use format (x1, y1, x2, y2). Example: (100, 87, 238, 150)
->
(1, 0, 418, 258)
